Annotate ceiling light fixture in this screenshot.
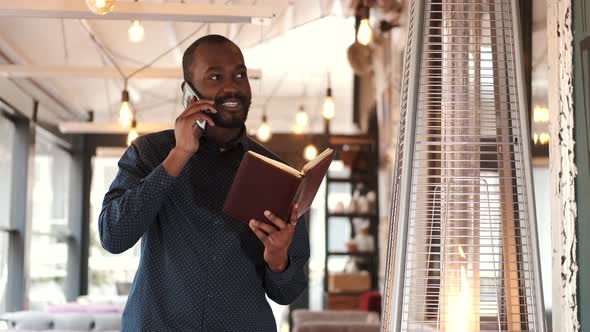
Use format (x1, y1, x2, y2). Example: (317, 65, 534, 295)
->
(256, 112, 272, 142)
(357, 18, 373, 46)
(322, 87, 335, 120)
(119, 88, 133, 128)
(295, 105, 308, 127)
(86, 0, 116, 15)
(128, 20, 145, 43)
(127, 119, 139, 146)
(304, 144, 318, 161)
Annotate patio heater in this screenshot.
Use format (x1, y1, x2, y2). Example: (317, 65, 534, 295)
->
(381, 0, 546, 331)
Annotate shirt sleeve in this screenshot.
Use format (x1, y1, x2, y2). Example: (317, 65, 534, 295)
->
(98, 141, 177, 254)
(263, 217, 310, 305)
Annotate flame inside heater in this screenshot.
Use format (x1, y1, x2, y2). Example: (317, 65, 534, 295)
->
(443, 246, 477, 331)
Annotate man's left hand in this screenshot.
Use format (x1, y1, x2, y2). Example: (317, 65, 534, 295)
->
(249, 204, 299, 273)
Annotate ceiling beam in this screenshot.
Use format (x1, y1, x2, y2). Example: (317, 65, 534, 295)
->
(0, 0, 284, 23)
(0, 64, 262, 80)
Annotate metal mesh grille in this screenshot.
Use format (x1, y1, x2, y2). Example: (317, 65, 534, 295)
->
(383, 0, 545, 331)
(381, 0, 418, 328)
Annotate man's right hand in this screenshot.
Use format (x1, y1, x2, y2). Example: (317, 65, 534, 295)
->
(163, 97, 217, 177)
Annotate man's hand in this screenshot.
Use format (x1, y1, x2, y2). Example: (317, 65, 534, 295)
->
(163, 97, 217, 177)
(249, 204, 299, 273)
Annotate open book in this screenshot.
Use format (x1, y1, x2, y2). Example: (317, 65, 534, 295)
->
(223, 148, 334, 224)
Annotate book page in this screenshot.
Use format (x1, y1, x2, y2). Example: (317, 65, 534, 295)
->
(302, 148, 334, 174)
(247, 151, 302, 177)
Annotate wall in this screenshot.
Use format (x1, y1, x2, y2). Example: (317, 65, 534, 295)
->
(573, 0, 590, 330)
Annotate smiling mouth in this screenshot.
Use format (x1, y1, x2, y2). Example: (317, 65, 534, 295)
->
(220, 99, 243, 112)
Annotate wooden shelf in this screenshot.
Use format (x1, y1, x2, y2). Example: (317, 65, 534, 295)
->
(327, 212, 378, 218)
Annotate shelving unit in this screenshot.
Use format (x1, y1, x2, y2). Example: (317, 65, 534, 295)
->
(323, 134, 379, 310)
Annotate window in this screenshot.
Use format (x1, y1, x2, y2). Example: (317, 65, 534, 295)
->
(29, 129, 72, 310)
(0, 114, 15, 314)
(88, 154, 140, 298)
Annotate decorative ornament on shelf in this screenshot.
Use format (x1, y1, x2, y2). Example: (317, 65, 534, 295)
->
(128, 20, 145, 43)
(304, 144, 318, 161)
(127, 120, 139, 146)
(86, 0, 116, 15)
(119, 89, 132, 128)
(256, 112, 271, 142)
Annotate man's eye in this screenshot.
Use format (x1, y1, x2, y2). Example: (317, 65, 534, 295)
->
(209, 75, 221, 81)
(236, 72, 247, 79)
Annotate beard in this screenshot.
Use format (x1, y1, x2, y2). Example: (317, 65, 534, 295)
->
(211, 92, 251, 129)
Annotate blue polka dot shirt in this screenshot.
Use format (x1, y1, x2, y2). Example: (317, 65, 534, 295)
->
(99, 129, 310, 332)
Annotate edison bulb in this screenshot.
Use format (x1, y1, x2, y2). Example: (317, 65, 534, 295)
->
(357, 18, 373, 46)
(323, 96, 335, 120)
(127, 128, 139, 146)
(119, 101, 132, 128)
(304, 144, 318, 161)
(296, 108, 308, 126)
(293, 124, 304, 134)
(128, 20, 144, 43)
(86, 0, 116, 15)
(256, 122, 272, 142)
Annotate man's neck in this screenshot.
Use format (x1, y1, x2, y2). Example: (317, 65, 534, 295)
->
(206, 126, 243, 147)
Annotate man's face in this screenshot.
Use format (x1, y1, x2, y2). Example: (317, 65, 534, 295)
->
(189, 42, 252, 129)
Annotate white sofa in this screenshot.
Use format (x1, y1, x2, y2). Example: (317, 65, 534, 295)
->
(0, 311, 120, 331)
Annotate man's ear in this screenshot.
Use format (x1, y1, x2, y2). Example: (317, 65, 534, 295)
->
(180, 81, 186, 92)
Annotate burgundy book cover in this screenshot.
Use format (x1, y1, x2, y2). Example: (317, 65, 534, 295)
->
(223, 152, 303, 224)
(293, 151, 335, 218)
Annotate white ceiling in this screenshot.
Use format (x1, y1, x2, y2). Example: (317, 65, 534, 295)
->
(0, 0, 549, 135)
(0, 0, 361, 134)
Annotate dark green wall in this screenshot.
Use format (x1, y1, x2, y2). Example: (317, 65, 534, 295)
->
(573, 0, 590, 329)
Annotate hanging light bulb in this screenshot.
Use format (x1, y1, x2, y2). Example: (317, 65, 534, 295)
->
(256, 113, 272, 142)
(127, 120, 139, 146)
(322, 87, 335, 120)
(86, 0, 116, 15)
(293, 124, 304, 134)
(357, 18, 373, 46)
(128, 20, 145, 43)
(119, 89, 133, 128)
(295, 105, 308, 127)
(304, 144, 318, 161)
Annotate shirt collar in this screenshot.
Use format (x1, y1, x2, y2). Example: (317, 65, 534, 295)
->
(200, 126, 250, 153)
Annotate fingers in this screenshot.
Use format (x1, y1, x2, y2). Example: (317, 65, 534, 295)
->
(183, 111, 216, 127)
(178, 98, 216, 118)
(249, 222, 270, 244)
(250, 218, 279, 235)
(264, 210, 287, 230)
(289, 204, 299, 227)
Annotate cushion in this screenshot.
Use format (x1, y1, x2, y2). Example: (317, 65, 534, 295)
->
(92, 314, 121, 331)
(52, 313, 94, 331)
(0, 311, 53, 330)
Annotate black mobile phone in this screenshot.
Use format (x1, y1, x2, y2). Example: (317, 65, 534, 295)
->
(182, 81, 208, 131)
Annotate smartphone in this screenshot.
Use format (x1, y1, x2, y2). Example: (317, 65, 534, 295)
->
(182, 81, 208, 131)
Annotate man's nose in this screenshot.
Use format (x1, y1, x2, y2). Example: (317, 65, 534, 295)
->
(221, 77, 240, 94)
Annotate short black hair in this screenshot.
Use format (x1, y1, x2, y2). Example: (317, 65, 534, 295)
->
(182, 34, 240, 83)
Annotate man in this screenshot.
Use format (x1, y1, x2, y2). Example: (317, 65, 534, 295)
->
(99, 34, 310, 331)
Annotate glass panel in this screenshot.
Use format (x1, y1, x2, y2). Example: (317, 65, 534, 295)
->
(0, 116, 15, 228)
(29, 130, 72, 310)
(88, 155, 140, 300)
(0, 232, 8, 314)
(29, 234, 68, 310)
